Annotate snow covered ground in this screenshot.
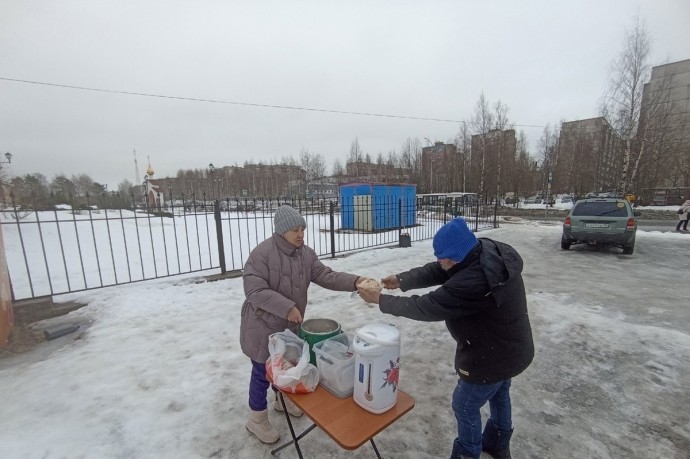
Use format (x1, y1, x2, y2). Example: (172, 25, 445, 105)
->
(1, 218, 689, 458)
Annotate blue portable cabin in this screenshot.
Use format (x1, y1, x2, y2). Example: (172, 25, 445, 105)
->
(340, 182, 417, 231)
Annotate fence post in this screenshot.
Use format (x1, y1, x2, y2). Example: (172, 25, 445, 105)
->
(214, 200, 226, 273)
(474, 202, 480, 232)
(329, 201, 336, 259)
(493, 198, 499, 228)
(0, 221, 14, 347)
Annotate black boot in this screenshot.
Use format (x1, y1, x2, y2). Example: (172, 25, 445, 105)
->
(450, 438, 478, 459)
(482, 420, 513, 459)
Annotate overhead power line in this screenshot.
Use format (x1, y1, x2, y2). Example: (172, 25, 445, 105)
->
(0, 76, 546, 128)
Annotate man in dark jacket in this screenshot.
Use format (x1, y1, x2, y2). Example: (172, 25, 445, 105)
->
(357, 217, 534, 459)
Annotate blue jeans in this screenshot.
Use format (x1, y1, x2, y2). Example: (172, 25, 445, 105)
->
(248, 360, 270, 411)
(451, 378, 512, 458)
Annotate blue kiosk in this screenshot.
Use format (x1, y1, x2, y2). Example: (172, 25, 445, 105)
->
(340, 183, 417, 231)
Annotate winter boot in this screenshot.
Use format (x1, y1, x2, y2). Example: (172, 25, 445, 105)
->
(450, 438, 478, 459)
(482, 419, 513, 459)
(245, 409, 280, 444)
(274, 394, 303, 417)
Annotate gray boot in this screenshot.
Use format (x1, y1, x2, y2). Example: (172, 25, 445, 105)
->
(274, 394, 303, 417)
(246, 409, 280, 444)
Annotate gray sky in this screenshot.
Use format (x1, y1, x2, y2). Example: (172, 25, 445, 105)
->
(2, 0, 689, 190)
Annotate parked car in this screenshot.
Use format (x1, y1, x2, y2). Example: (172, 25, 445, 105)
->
(561, 197, 641, 254)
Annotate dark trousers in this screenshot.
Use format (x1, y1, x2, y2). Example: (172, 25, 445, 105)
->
(248, 359, 270, 411)
(451, 378, 512, 458)
(677, 218, 689, 231)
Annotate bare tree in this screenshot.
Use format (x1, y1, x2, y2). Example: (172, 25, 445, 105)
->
(469, 92, 494, 202)
(514, 131, 532, 201)
(599, 15, 651, 193)
(299, 148, 326, 183)
(634, 69, 685, 193)
(399, 138, 415, 182)
(345, 137, 363, 177)
(493, 101, 513, 202)
(332, 158, 344, 177)
(347, 138, 362, 162)
(454, 122, 472, 193)
(538, 124, 560, 196)
(71, 173, 94, 198)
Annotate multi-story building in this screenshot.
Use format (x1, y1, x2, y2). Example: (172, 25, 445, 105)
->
(556, 117, 622, 197)
(637, 59, 690, 193)
(345, 161, 395, 181)
(421, 142, 458, 193)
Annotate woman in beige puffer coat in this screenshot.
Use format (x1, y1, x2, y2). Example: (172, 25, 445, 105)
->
(676, 199, 690, 231)
(240, 205, 364, 444)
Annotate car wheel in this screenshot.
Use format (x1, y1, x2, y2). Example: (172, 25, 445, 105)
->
(561, 237, 571, 250)
(622, 237, 635, 254)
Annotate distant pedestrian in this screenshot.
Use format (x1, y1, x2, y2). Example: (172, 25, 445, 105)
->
(676, 199, 690, 231)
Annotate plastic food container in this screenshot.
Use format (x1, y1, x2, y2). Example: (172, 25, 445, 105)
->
(313, 332, 356, 398)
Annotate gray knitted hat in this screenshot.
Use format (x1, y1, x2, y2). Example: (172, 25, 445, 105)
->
(274, 205, 307, 235)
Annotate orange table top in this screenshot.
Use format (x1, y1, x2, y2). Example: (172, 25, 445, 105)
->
(281, 386, 415, 450)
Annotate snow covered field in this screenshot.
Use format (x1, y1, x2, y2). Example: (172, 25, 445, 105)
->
(0, 219, 689, 458)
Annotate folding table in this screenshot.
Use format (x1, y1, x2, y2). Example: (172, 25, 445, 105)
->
(271, 385, 415, 458)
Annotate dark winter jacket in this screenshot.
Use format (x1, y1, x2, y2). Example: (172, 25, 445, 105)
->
(240, 233, 360, 363)
(379, 238, 534, 384)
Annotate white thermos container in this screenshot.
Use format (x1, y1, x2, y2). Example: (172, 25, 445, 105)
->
(352, 323, 401, 414)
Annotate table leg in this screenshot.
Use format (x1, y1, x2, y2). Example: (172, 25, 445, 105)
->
(271, 423, 317, 456)
(270, 391, 316, 458)
(370, 439, 382, 459)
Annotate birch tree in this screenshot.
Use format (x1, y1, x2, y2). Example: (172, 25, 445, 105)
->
(493, 101, 512, 203)
(454, 122, 472, 193)
(469, 93, 494, 203)
(599, 16, 651, 193)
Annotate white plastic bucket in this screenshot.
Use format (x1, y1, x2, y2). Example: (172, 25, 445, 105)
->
(352, 323, 401, 414)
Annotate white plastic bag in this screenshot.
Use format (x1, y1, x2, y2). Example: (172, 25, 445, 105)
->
(266, 329, 320, 393)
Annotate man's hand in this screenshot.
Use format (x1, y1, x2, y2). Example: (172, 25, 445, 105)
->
(356, 286, 381, 305)
(380, 275, 400, 290)
(287, 306, 303, 323)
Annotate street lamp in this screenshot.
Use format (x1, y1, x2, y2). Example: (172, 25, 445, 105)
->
(0, 152, 12, 168)
(208, 163, 216, 201)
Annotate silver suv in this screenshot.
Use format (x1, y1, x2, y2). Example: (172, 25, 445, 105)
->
(561, 197, 640, 254)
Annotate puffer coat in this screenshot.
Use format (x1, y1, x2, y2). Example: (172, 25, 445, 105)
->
(379, 238, 534, 384)
(240, 233, 359, 363)
(678, 200, 690, 220)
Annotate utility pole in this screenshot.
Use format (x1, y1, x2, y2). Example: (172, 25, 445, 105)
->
(544, 171, 552, 222)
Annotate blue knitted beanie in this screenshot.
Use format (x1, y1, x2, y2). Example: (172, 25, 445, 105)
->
(433, 217, 479, 262)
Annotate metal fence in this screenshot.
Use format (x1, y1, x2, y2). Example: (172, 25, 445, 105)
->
(1, 193, 497, 301)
